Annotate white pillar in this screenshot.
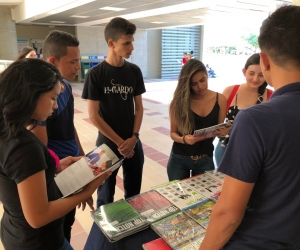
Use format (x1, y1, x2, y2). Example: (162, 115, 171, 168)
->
(0, 7, 18, 60)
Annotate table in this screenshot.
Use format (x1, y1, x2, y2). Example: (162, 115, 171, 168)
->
(84, 222, 160, 250)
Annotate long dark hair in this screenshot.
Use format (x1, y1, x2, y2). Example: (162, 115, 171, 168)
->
(170, 59, 208, 135)
(16, 46, 35, 60)
(244, 53, 267, 104)
(0, 59, 62, 140)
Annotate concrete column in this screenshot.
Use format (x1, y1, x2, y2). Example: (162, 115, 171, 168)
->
(293, 0, 300, 5)
(0, 6, 18, 60)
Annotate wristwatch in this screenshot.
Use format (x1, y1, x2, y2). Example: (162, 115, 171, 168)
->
(132, 132, 139, 140)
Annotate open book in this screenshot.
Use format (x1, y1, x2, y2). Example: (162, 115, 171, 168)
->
(55, 144, 123, 198)
(193, 123, 229, 137)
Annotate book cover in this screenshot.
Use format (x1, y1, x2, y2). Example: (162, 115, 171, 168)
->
(193, 123, 229, 137)
(180, 173, 223, 200)
(142, 238, 171, 250)
(126, 190, 181, 222)
(152, 180, 207, 210)
(151, 212, 206, 250)
(183, 198, 215, 229)
(91, 199, 149, 242)
(205, 170, 226, 183)
(55, 143, 123, 198)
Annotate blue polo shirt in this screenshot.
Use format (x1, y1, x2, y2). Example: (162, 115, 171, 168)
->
(219, 82, 300, 249)
(41, 79, 80, 159)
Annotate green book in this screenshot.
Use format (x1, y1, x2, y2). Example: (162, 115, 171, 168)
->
(91, 199, 149, 242)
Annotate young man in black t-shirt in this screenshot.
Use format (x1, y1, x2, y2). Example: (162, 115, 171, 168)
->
(82, 17, 145, 207)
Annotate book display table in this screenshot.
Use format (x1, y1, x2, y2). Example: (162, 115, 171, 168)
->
(84, 223, 159, 250)
(84, 170, 225, 250)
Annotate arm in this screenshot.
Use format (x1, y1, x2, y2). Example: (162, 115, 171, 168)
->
(170, 110, 205, 145)
(214, 93, 231, 136)
(118, 95, 143, 157)
(17, 164, 111, 229)
(87, 99, 124, 147)
(30, 125, 48, 146)
(74, 127, 84, 156)
(199, 176, 254, 250)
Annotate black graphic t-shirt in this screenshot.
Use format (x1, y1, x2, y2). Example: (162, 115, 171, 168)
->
(82, 60, 146, 153)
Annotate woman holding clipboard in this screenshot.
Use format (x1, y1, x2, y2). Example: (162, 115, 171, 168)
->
(167, 59, 227, 181)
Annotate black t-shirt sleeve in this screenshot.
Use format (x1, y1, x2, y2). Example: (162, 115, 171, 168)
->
(218, 110, 263, 183)
(4, 141, 48, 184)
(132, 64, 146, 96)
(82, 67, 102, 101)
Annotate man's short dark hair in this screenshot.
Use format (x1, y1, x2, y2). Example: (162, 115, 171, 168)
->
(258, 5, 300, 68)
(104, 17, 136, 43)
(43, 30, 79, 60)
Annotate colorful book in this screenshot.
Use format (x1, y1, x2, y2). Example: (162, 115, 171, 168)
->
(193, 123, 229, 137)
(142, 238, 171, 250)
(152, 180, 207, 210)
(126, 190, 181, 222)
(91, 199, 149, 242)
(180, 173, 223, 200)
(151, 212, 206, 250)
(55, 143, 123, 197)
(183, 198, 215, 229)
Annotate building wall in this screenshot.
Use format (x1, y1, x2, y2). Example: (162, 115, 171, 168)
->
(76, 26, 148, 78)
(16, 24, 75, 45)
(147, 29, 162, 79)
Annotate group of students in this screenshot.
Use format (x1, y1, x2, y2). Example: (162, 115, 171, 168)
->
(1, 5, 300, 250)
(0, 17, 144, 250)
(168, 52, 272, 182)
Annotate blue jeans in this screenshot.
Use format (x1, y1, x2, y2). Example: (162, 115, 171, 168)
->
(97, 140, 144, 207)
(214, 140, 226, 168)
(167, 151, 215, 181)
(59, 238, 74, 250)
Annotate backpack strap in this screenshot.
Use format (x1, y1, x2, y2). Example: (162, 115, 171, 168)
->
(227, 85, 240, 112)
(267, 89, 273, 100)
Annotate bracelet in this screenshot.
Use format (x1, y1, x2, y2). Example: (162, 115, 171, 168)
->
(183, 135, 187, 144)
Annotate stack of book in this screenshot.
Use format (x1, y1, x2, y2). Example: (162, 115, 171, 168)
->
(152, 180, 207, 209)
(90, 170, 226, 247)
(183, 198, 216, 229)
(150, 212, 206, 250)
(91, 199, 149, 242)
(179, 172, 223, 201)
(126, 190, 181, 223)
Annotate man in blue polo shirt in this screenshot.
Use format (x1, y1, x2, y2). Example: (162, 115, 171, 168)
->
(200, 6, 300, 250)
(31, 30, 86, 243)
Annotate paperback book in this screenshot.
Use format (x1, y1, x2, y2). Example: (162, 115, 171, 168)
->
(55, 144, 123, 198)
(152, 180, 207, 210)
(205, 170, 226, 183)
(151, 212, 206, 250)
(180, 173, 223, 200)
(91, 199, 149, 242)
(126, 190, 181, 222)
(183, 198, 215, 229)
(142, 238, 172, 250)
(193, 123, 229, 138)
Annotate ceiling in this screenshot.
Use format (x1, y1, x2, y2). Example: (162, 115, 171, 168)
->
(0, 0, 294, 29)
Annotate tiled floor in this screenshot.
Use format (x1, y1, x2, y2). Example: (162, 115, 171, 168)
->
(0, 77, 238, 250)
